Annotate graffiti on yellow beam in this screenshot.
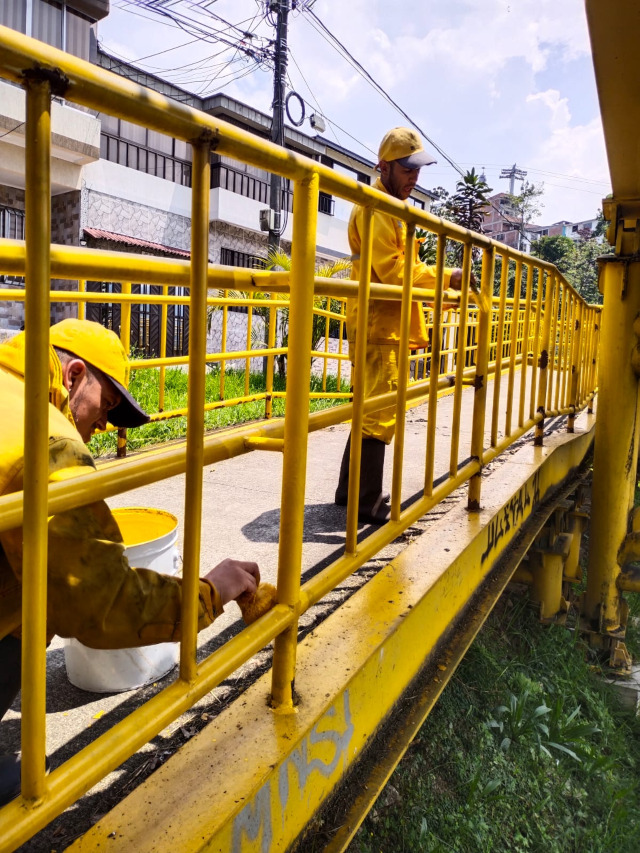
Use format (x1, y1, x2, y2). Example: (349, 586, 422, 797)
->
(231, 691, 354, 852)
(481, 470, 541, 563)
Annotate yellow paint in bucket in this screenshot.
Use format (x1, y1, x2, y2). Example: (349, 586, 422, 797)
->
(64, 507, 181, 693)
(112, 507, 178, 549)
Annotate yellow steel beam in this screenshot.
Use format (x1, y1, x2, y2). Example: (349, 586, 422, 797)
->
(65, 418, 595, 853)
(585, 0, 640, 200)
(271, 171, 320, 710)
(21, 74, 52, 806)
(179, 139, 211, 683)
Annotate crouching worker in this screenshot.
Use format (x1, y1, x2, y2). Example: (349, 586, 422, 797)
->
(0, 319, 260, 805)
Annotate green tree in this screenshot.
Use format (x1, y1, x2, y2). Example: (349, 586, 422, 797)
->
(566, 238, 606, 304)
(263, 247, 352, 375)
(529, 234, 576, 276)
(448, 168, 493, 233)
(508, 181, 544, 251)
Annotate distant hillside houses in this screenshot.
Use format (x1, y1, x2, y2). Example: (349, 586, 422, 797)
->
(481, 192, 602, 252)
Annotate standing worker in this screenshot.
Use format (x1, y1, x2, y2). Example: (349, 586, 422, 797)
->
(335, 127, 467, 524)
(0, 319, 260, 805)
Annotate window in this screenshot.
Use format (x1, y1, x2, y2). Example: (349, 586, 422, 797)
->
(0, 207, 26, 240)
(220, 248, 266, 270)
(1, 1, 91, 59)
(0, 1, 27, 32)
(100, 118, 192, 187)
(572, 225, 579, 232)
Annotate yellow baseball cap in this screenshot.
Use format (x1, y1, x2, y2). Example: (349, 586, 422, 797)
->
(377, 127, 436, 169)
(49, 318, 150, 428)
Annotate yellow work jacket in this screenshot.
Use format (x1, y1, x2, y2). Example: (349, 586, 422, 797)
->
(0, 332, 222, 648)
(347, 177, 453, 347)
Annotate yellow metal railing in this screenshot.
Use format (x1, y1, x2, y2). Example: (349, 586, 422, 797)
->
(0, 24, 600, 850)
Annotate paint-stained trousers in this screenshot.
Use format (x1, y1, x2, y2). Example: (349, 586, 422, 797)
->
(0, 634, 21, 720)
(349, 342, 399, 445)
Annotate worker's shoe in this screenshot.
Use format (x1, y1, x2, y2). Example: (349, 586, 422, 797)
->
(357, 438, 391, 525)
(0, 752, 51, 807)
(335, 434, 390, 508)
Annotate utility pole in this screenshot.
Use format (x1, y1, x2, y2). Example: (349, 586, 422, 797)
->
(499, 163, 527, 195)
(268, 0, 290, 255)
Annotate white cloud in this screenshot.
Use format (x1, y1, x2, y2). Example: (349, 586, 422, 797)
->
(97, 0, 609, 223)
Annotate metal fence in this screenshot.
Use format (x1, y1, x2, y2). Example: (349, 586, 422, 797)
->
(0, 23, 600, 850)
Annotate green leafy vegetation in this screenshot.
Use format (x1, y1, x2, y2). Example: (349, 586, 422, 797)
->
(352, 596, 640, 853)
(89, 366, 350, 457)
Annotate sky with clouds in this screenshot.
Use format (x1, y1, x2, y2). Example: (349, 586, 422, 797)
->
(99, 0, 611, 226)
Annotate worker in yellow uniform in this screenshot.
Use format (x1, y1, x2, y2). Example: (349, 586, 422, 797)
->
(0, 319, 260, 805)
(335, 127, 466, 524)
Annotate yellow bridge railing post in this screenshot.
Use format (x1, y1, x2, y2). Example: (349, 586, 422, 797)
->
(534, 271, 556, 445)
(179, 137, 211, 682)
(390, 221, 418, 519)
(467, 247, 494, 511)
(345, 207, 372, 554)
(21, 73, 53, 804)
(117, 281, 132, 457)
(271, 170, 319, 710)
(422, 233, 445, 498)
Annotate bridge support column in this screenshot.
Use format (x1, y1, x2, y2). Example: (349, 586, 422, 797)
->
(582, 205, 640, 671)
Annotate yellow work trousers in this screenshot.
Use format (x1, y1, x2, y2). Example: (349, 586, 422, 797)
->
(349, 342, 399, 445)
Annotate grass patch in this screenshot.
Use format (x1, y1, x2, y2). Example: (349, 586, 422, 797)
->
(89, 366, 350, 457)
(352, 595, 640, 853)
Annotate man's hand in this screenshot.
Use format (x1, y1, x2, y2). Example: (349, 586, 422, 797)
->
(449, 269, 478, 291)
(205, 558, 260, 606)
(450, 268, 463, 291)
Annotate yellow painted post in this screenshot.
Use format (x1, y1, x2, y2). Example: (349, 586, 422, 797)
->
(585, 249, 640, 640)
(505, 259, 522, 436)
(159, 284, 168, 412)
(560, 294, 574, 411)
(179, 138, 211, 683)
(588, 309, 600, 413)
(534, 272, 555, 445)
(449, 244, 472, 475)
(21, 75, 52, 803)
(422, 233, 445, 497)
(265, 302, 276, 418)
(271, 170, 319, 710)
(77, 278, 86, 320)
(337, 301, 346, 391)
(546, 275, 561, 413)
(117, 281, 132, 458)
(245, 303, 253, 397)
(468, 247, 494, 511)
(528, 266, 545, 420)
(391, 222, 419, 518)
(567, 301, 583, 432)
(345, 207, 373, 554)
(322, 300, 329, 392)
(518, 263, 533, 428)
(555, 286, 568, 412)
(220, 289, 228, 400)
(490, 253, 509, 447)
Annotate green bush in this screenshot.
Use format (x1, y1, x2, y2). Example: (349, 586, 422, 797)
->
(353, 597, 640, 853)
(89, 367, 350, 457)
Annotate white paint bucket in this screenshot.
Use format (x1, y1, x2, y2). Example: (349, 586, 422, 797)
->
(64, 507, 181, 693)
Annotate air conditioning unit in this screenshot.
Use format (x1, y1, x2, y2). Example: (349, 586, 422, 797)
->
(259, 209, 277, 232)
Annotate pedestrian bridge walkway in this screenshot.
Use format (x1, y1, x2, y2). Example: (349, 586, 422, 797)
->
(0, 23, 600, 852)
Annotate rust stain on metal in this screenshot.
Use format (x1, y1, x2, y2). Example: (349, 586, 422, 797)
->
(473, 374, 484, 390)
(539, 349, 549, 369)
(22, 64, 69, 96)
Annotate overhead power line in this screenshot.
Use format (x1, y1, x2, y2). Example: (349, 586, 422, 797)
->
(301, 7, 465, 176)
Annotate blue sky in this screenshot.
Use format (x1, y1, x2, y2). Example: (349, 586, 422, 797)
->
(100, 0, 611, 225)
